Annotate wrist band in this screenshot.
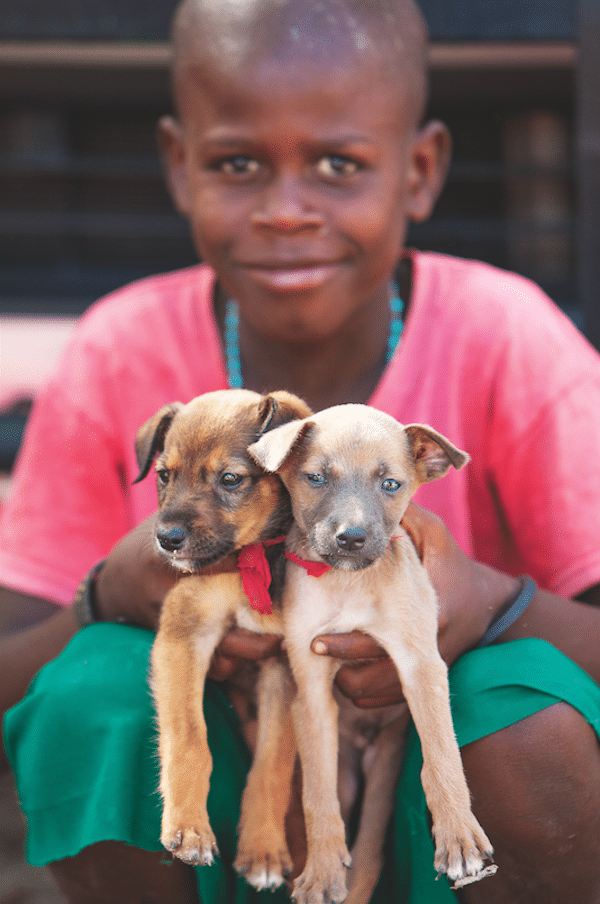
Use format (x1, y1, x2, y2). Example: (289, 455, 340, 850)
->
(72, 559, 107, 628)
(476, 576, 537, 648)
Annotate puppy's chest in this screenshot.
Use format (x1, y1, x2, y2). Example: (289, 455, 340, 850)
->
(284, 566, 382, 637)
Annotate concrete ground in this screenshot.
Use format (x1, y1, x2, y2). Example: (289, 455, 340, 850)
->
(0, 770, 64, 904)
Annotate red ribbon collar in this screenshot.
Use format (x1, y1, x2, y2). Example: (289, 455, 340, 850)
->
(239, 536, 403, 613)
(283, 536, 402, 585)
(284, 551, 331, 577)
(237, 539, 331, 614)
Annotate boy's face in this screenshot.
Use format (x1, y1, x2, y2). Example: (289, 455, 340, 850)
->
(160, 50, 448, 344)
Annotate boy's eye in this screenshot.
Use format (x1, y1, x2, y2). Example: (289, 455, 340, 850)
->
(315, 155, 359, 179)
(382, 478, 402, 494)
(219, 156, 261, 177)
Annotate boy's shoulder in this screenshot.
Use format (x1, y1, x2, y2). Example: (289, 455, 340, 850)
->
(77, 264, 215, 341)
(43, 264, 221, 395)
(412, 250, 579, 341)
(410, 250, 599, 379)
(413, 251, 549, 308)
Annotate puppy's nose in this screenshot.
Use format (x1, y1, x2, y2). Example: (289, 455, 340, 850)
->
(336, 526, 367, 551)
(156, 525, 187, 552)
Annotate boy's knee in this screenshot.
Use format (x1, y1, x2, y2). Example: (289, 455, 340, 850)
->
(459, 705, 600, 902)
(461, 702, 600, 842)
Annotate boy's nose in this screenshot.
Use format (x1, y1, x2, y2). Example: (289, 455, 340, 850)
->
(251, 177, 324, 231)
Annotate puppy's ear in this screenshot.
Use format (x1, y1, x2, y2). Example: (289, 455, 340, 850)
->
(249, 419, 313, 472)
(404, 424, 470, 484)
(133, 402, 183, 484)
(256, 391, 313, 436)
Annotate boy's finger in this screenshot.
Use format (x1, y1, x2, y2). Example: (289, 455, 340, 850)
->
(218, 627, 283, 661)
(311, 630, 388, 659)
(207, 652, 239, 682)
(335, 658, 405, 703)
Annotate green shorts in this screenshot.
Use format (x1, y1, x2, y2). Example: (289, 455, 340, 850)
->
(4, 625, 600, 904)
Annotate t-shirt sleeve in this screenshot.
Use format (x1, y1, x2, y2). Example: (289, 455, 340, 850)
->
(487, 373, 600, 597)
(481, 288, 600, 597)
(0, 323, 132, 606)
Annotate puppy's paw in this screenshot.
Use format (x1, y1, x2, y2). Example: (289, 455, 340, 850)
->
(234, 844, 292, 891)
(433, 814, 494, 886)
(292, 846, 352, 904)
(161, 825, 219, 866)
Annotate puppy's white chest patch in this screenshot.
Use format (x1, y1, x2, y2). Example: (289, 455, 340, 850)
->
(285, 564, 380, 639)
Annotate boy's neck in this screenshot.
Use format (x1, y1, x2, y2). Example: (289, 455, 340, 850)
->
(216, 259, 411, 411)
(240, 334, 387, 411)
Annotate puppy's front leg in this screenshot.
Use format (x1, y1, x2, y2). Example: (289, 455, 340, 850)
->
(287, 645, 351, 904)
(371, 617, 493, 885)
(234, 657, 296, 890)
(152, 575, 230, 866)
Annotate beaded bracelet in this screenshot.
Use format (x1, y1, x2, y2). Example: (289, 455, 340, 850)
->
(72, 559, 107, 628)
(476, 576, 537, 648)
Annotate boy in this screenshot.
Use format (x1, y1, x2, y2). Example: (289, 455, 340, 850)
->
(2, 1, 600, 902)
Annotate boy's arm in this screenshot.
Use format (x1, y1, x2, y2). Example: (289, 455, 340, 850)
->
(575, 584, 600, 607)
(0, 514, 170, 768)
(0, 589, 78, 768)
(499, 584, 600, 684)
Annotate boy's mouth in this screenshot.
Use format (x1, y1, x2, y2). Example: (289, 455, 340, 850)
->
(241, 261, 340, 293)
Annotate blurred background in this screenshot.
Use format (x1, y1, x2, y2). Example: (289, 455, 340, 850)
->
(1, 1, 599, 475)
(0, 4, 599, 897)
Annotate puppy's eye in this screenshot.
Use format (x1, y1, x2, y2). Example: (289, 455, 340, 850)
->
(305, 472, 326, 486)
(382, 478, 402, 493)
(220, 472, 244, 489)
(156, 468, 170, 486)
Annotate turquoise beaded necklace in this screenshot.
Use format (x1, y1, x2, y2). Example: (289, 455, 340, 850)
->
(225, 284, 404, 389)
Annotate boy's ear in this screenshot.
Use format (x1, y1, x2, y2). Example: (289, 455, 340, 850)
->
(406, 120, 452, 223)
(156, 115, 191, 218)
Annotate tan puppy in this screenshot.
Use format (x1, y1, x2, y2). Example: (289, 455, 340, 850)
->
(134, 388, 311, 890)
(250, 404, 496, 904)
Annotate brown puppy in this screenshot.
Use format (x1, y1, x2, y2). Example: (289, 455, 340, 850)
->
(134, 388, 311, 890)
(250, 403, 496, 904)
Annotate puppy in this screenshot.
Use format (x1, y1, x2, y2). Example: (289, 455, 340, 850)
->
(250, 404, 496, 904)
(134, 388, 311, 890)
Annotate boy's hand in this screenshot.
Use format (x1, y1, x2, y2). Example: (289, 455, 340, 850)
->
(209, 629, 284, 681)
(95, 513, 180, 630)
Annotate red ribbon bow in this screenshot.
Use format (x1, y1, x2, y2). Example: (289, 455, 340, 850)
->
(237, 543, 276, 615)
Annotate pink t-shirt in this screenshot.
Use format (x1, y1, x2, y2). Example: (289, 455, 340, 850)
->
(3, 252, 600, 604)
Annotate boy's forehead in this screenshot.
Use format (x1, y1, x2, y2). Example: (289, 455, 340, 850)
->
(171, 0, 427, 120)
